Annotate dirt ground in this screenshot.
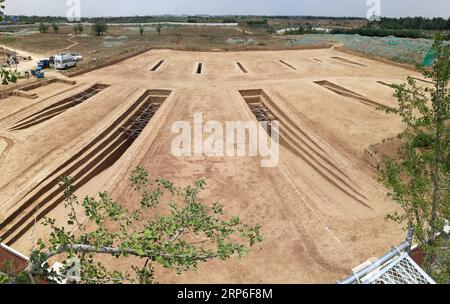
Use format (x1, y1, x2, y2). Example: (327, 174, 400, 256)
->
(0, 24, 307, 73)
(0, 47, 426, 283)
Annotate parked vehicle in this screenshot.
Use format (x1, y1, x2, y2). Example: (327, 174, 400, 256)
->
(68, 53, 83, 61)
(31, 67, 45, 78)
(37, 59, 50, 69)
(54, 54, 77, 69)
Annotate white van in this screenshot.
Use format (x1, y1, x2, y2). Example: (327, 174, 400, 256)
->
(54, 54, 77, 70)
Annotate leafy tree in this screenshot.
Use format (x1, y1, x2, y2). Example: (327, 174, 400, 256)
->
(52, 22, 59, 34)
(0, 68, 18, 85)
(156, 23, 162, 35)
(3, 166, 263, 284)
(379, 17, 450, 31)
(139, 24, 144, 36)
(0, 0, 16, 85)
(74, 23, 83, 35)
(92, 21, 108, 36)
(330, 27, 427, 39)
(38, 23, 49, 34)
(381, 35, 450, 282)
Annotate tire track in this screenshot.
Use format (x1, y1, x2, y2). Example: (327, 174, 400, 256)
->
(0, 136, 14, 167)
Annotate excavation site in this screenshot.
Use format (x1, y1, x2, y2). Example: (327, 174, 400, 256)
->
(0, 47, 428, 283)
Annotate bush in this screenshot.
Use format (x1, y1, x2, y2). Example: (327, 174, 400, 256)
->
(74, 23, 83, 34)
(412, 132, 434, 148)
(0, 68, 18, 85)
(38, 23, 49, 33)
(52, 22, 59, 33)
(92, 21, 108, 36)
(443, 33, 450, 41)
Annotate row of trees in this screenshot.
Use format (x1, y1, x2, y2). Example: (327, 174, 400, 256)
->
(37, 22, 163, 36)
(2, 15, 239, 25)
(284, 26, 330, 35)
(379, 17, 450, 31)
(0, 0, 19, 86)
(38, 22, 59, 34)
(330, 27, 429, 39)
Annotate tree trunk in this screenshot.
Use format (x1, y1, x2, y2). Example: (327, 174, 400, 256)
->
(428, 81, 443, 272)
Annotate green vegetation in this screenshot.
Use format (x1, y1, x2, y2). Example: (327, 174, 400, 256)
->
(331, 27, 428, 39)
(139, 24, 144, 36)
(381, 35, 450, 283)
(38, 23, 49, 34)
(156, 23, 161, 35)
(0, 0, 18, 86)
(291, 34, 437, 65)
(412, 132, 434, 149)
(0, 68, 18, 85)
(73, 23, 83, 34)
(52, 22, 59, 34)
(92, 21, 108, 36)
(1, 15, 239, 25)
(245, 19, 268, 27)
(379, 17, 450, 31)
(285, 26, 330, 35)
(1, 166, 263, 284)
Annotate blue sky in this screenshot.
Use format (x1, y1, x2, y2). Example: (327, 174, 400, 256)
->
(4, 0, 450, 18)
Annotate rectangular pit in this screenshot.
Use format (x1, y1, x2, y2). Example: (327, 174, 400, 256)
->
(236, 62, 248, 73)
(10, 84, 110, 131)
(412, 77, 434, 84)
(377, 80, 391, 87)
(331, 57, 366, 67)
(0, 89, 172, 244)
(150, 60, 165, 72)
(279, 60, 297, 70)
(314, 80, 389, 109)
(19, 78, 76, 92)
(196, 63, 203, 74)
(239, 89, 277, 136)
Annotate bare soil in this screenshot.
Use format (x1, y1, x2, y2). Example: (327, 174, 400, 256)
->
(0, 47, 424, 283)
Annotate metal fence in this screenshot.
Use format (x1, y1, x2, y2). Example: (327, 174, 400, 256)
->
(338, 228, 436, 284)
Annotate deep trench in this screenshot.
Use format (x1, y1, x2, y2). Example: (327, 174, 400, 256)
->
(10, 84, 110, 131)
(0, 90, 171, 244)
(151, 60, 165, 72)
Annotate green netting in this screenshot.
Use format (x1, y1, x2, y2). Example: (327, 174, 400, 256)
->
(422, 49, 437, 67)
(288, 34, 440, 65)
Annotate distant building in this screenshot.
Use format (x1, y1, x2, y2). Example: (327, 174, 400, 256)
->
(312, 27, 332, 33)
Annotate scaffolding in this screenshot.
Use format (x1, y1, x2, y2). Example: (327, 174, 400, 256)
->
(338, 229, 436, 284)
(121, 99, 161, 139)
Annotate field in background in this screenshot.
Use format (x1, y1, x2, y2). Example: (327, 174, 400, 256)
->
(1, 23, 440, 75)
(0, 24, 296, 69)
